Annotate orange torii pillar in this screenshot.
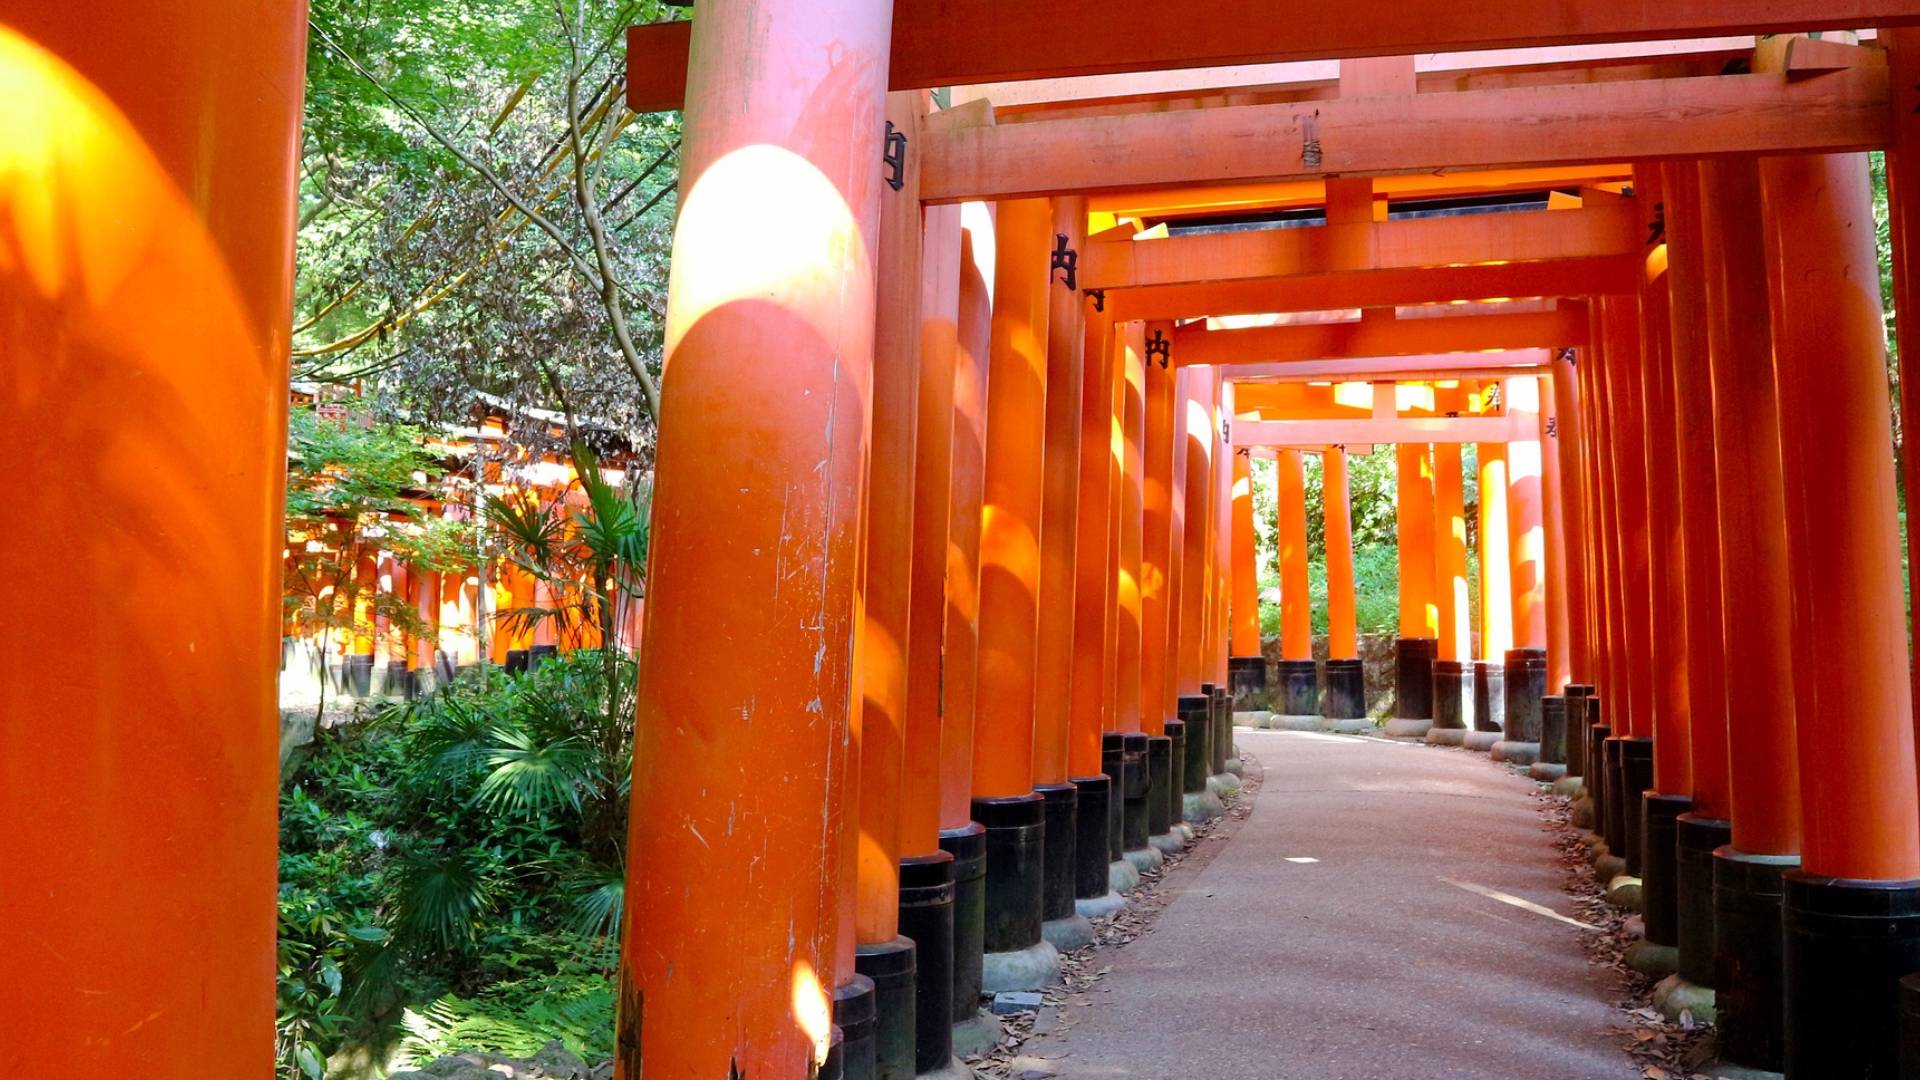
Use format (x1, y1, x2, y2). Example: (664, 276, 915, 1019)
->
(1211, 379, 1240, 770)
(1493, 377, 1549, 766)
(1067, 301, 1130, 916)
(1429, 390, 1474, 744)
(1175, 365, 1222, 826)
(1467, 440, 1512, 753)
(1136, 321, 1179, 862)
(1272, 449, 1320, 722)
(1597, 292, 1656, 881)
(1390, 440, 1439, 735)
(1113, 322, 1154, 876)
(1531, 380, 1576, 783)
(1550, 347, 1597, 789)
(1322, 446, 1365, 724)
(940, 200, 999, 1053)
(899, 199, 965, 1075)
(1762, 150, 1920, 1077)
(1633, 163, 1698, 969)
(1227, 449, 1266, 703)
(971, 197, 1060, 992)
(1093, 315, 1133, 893)
(618, 2, 891, 1074)
(1697, 156, 1801, 1073)
(1032, 195, 1096, 953)
(848, 87, 929, 1078)
(1659, 160, 1734, 996)
(0, 8, 303, 1076)
(1575, 311, 1619, 832)
(1586, 299, 1634, 857)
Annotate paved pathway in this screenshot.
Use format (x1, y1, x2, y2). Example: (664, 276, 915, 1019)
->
(1019, 727, 1632, 1079)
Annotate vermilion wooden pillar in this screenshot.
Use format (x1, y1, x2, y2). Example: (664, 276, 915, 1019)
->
(1179, 367, 1219, 692)
(1274, 450, 1313, 661)
(1392, 437, 1438, 730)
(1324, 447, 1359, 663)
(1551, 349, 1591, 686)
(0, 8, 304, 1075)
(1140, 322, 1178, 736)
(619, 0, 894, 1073)
(970, 196, 1057, 984)
(939, 201, 997, 1046)
(1032, 195, 1090, 949)
(852, 97, 927, 1055)
(1228, 448, 1265, 698)
(1115, 322, 1148, 736)
(1698, 155, 1801, 1072)
(1475, 444, 1513, 661)
(1433, 426, 1471, 665)
(1504, 379, 1549, 654)
(1761, 149, 1920, 1076)
(899, 199, 963, 1074)
(1599, 295, 1653, 745)
(1887, 27, 1920, 799)
(1068, 298, 1121, 911)
(1537, 380, 1571, 693)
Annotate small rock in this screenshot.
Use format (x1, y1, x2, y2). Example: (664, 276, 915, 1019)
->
(992, 990, 1045, 1015)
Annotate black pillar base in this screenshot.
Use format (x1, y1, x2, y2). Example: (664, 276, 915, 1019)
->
(1784, 874, 1920, 1078)
(1430, 660, 1468, 731)
(1601, 736, 1626, 854)
(1675, 814, 1730, 987)
(1714, 846, 1796, 1072)
(529, 642, 557, 670)
(835, 974, 878, 1080)
(1121, 733, 1150, 853)
(1100, 735, 1125, 861)
(1564, 685, 1593, 777)
(1228, 654, 1267, 703)
(1164, 719, 1186, 827)
(971, 795, 1045, 955)
(899, 853, 954, 1074)
(1394, 637, 1437, 719)
(1502, 646, 1546, 743)
(938, 824, 987, 1026)
(1323, 658, 1367, 720)
(1539, 695, 1568, 766)
(821, 1027, 847, 1080)
(1070, 776, 1111, 900)
(505, 648, 530, 675)
(1471, 660, 1504, 732)
(1620, 737, 1654, 876)
(347, 652, 375, 697)
(1203, 683, 1230, 775)
(855, 936, 916, 1080)
(1178, 695, 1211, 793)
(1276, 659, 1318, 715)
(1587, 717, 1611, 837)
(1641, 792, 1691, 946)
(1035, 783, 1078, 924)
(1146, 736, 1173, 838)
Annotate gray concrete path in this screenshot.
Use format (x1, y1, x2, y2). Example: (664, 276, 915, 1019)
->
(1019, 728, 1632, 1079)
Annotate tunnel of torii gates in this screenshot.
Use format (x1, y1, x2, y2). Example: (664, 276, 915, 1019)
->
(29, 4, 1920, 1080)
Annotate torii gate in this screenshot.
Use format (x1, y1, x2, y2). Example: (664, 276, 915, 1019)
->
(13, 5, 1920, 1080)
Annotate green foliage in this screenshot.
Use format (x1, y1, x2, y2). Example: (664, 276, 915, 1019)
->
(276, 651, 635, 1077)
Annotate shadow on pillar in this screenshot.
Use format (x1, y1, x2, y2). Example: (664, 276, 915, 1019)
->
(1491, 647, 1544, 764)
(1425, 660, 1469, 746)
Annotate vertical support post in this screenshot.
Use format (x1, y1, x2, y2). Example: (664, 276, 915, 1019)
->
(1468, 440, 1511, 753)
(1762, 148, 1920, 1078)
(1069, 298, 1124, 916)
(1178, 367, 1219, 698)
(1431, 389, 1472, 743)
(1273, 449, 1318, 722)
(1660, 160, 1733, 994)
(1495, 378, 1548, 767)
(618, 0, 897, 1073)
(0, 7, 305, 1075)
(900, 200, 963, 1076)
(1599, 287, 1656, 876)
(1392, 439, 1438, 730)
(1115, 323, 1154, 871)
(1033, 196, 1092, 953)
(1322, 446, 1366, 726)
(1537, 379, 1571, 695)
(941, 201, 997, 1053)
(1698, 155, 1800, 1072)
(971, 197, 1058, 991)
(1228, 448, 1265, 701)
(1140, 321, 1178, 737)
(1551, 350, 1590, 688)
